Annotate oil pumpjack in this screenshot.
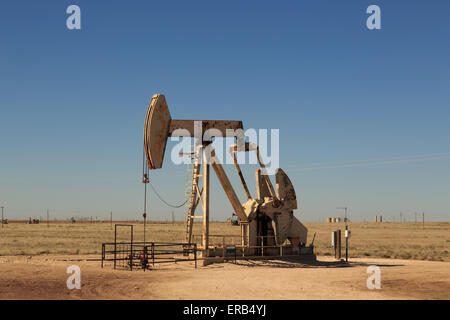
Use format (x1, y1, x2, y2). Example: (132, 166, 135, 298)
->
(143, 94, 314, 258)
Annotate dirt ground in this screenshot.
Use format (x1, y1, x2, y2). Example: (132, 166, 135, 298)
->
(0, 255, 449, 300)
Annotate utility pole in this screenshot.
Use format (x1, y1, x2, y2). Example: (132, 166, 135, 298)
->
(110, 211, 113, 230)
(172, 211, 175, 225)
(1, 206, 4, 228)
(47, 209, 49, 228)
(337, 207, 348, 262)
(422, 212, 425, 230)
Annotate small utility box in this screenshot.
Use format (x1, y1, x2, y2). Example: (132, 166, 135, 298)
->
(226, 246, 236, 255)
(331, 231, 336, 248)
(345, 230, 351, 238)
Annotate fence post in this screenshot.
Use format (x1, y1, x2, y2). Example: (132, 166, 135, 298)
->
(130, 225, 134, 271)
(261, 237, 264, 257)
(336, 230, 342, 260)
(194, 244, 197, 269)
(143, 246, 147, 272)
(101, 243, 104, 268)
(129, 244, 133, 271)
(114, 231, 117, 270)
(152, 242, 155, 266)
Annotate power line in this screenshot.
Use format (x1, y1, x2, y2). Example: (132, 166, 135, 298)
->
(292, 152, 450, 172)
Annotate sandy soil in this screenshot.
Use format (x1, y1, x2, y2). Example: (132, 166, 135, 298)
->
(0, 255, 449, 300)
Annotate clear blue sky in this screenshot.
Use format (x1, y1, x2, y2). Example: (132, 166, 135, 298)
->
(1, 1, 449, 222)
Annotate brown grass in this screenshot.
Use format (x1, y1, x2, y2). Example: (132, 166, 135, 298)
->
(0, 221, 449, 261)
(307, 222, 450, 262)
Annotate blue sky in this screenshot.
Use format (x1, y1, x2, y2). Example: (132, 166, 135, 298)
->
(0, 1, 449, 222)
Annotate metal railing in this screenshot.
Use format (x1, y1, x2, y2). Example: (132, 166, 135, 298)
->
(101, 242, 198, 270)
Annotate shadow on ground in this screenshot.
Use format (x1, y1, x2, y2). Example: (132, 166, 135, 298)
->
(230, 257, 402, 269)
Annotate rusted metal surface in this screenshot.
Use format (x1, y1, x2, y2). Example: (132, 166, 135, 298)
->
(144, 94, 243, 170)
(169, 119, 243, 138)
(144, 94, 172, 169)
(275, 168, 297, 209)
(209, 147, 248, 222)
(229, 142, 277, 201)
(255, 169, 271, 200)
(202, 151, 210, 251)
(230, 148, 252, 200)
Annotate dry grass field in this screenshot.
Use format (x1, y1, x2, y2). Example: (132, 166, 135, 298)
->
(309, 222, 450, 262)
(0, 221, 449, 261)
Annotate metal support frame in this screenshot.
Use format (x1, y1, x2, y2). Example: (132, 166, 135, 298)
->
(180, 136, 308, 259)
(202, 147, 210, 253)
(143, 94, 313, 263)
(101, 241, 198, 270)
(185, 143, 248, 255)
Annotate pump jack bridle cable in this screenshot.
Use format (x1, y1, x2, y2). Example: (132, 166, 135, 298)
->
(142, 141, 148, 246)
(142, 141, 149, 214)
(142, 142, 188, 209)
(147, 180, 188, 208)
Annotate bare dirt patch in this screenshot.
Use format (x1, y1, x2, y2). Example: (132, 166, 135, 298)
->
(0, 255, 448, 300)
